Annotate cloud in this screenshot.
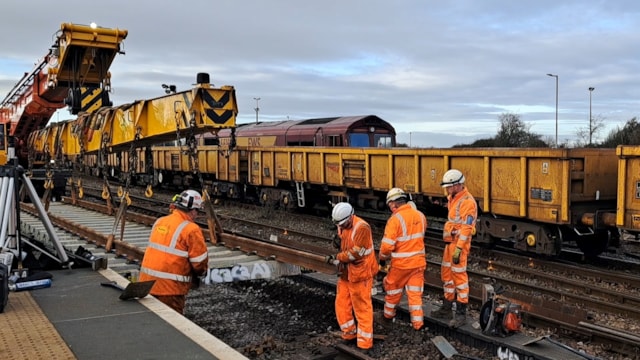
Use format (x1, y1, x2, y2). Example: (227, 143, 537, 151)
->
(1, 1, 639, 147)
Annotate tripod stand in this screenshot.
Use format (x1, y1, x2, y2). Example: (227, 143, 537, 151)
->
(0, 140, 70, 271)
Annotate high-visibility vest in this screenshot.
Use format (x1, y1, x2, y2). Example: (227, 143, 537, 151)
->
(380, 204, 427, 269)
(443, 188, 477, 249)
(336, 215, 378, 282)
(140, 211, 208, 295)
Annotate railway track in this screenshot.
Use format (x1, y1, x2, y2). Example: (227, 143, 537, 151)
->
(17, 194, 640, 358)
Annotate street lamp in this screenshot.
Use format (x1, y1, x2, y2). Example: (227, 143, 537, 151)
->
(588, 87, 595, 145)
(253, 97, 261, 124)
(546, 73, 559, 147)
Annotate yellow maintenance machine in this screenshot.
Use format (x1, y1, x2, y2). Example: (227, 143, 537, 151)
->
(0, 22, 127, 167)
(19, 23, 238, 251)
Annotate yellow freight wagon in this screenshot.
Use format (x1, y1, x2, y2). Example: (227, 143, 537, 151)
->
(246, 146, 617, 256)
(616, 145, 640, 234)
(123, 142, 619, 257)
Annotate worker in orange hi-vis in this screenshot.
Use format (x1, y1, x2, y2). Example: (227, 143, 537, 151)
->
(377, 188, 428, 331)
(325, 202, 378, 351)
(431, 169, 478, 328)
(140, 190, 209, 314)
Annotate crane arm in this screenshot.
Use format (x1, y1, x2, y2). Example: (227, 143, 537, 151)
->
(0, 22, 127, 165)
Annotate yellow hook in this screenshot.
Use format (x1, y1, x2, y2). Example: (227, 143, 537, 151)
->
(145, 185, 153, 198)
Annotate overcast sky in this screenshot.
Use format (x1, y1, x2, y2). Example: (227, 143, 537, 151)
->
(1, 1, 639, 147)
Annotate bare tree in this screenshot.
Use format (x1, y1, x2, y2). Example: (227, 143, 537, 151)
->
(575, 114, 606, 147)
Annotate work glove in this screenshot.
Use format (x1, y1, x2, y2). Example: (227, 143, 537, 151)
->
(452, 247, 462, 265)
(331, 234, 341, 249)
(325, 255, 340, 266)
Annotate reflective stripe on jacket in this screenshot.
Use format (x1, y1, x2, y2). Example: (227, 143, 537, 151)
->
(442, 188, 477, 249)
(336, 215, 378, 282)
(140, 210, 209, 295)
(379, 203, 427, 269)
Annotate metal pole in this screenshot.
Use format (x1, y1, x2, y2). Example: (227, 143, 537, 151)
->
(588, 87, 595, 145)
(253, 97, 261, 124)
(547, 74, 559, 147)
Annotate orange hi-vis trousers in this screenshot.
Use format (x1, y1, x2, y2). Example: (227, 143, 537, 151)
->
(441, 241, 469, 304)
(335, 277, 374, 349)
(382, 267, 425, 330)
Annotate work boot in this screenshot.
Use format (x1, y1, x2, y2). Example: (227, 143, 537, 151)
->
(449, 302, 467, 328)
(431, 299, 453, 319)
(374, 311, 394, 330)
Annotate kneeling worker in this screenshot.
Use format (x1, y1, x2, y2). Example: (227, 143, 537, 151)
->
(140, 189, 209, 314)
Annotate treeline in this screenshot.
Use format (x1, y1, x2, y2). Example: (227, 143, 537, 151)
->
(448, 113, 640, 148)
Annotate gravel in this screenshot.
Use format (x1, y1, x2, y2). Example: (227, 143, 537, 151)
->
(184, 276, 494, 359)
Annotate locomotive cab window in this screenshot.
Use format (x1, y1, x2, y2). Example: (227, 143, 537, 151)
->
(375, 134, 393, 148)
(349, 133, 370, 147)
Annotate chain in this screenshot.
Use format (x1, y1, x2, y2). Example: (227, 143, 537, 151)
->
(174, 102, 183, 147)
(125, 127, 142, 190)
(72, 118, 88, 176)
(185, 110, 204, 188)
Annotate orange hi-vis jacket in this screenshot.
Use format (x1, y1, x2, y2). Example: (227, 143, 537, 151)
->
(442, 187, 477, 251)
(336, 215, 378, 282)
(441, 187, 477, 304)
(379, 203, 427, 269)
(140, 210, 209, 296)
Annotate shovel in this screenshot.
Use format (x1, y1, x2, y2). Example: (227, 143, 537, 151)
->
(100, 280, 155, 300)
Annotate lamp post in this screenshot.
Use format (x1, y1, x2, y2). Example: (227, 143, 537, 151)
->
(546, 73, 559, 147)
(253, 97, 261, 124)
(588, 87, 595, 145)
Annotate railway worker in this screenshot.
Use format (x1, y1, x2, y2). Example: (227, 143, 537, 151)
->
(432, 169, 478, 328)
(140, 189, 209, 314)
(377, 187, 428, 331)
(325, 202, 378, 352)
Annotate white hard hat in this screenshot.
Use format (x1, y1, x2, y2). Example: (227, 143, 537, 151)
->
(175, 189, 203, 210)
(332, 202, 354, 226)
(441, 169, 465, 188)
(386, 187, 407, 204)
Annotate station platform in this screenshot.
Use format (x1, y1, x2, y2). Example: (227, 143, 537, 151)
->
(0, 267, 248, 360)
